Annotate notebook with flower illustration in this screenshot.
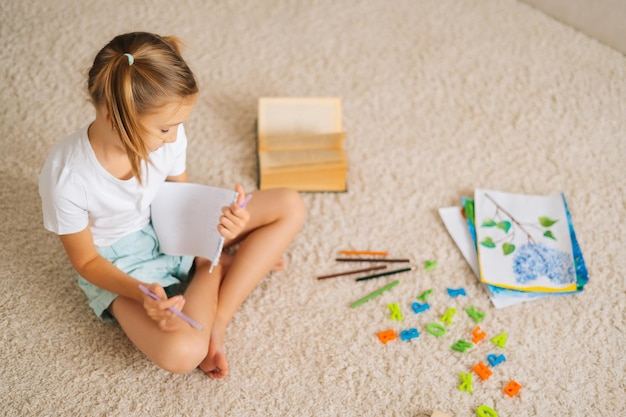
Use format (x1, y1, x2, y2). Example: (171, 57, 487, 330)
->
(473, 189, 578, 292)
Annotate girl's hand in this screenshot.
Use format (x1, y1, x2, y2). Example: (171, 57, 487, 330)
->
(217, 184, 250, 240)
(142, 283, 186, 332)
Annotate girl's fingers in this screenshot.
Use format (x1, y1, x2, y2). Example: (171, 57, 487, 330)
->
(234, 184, 246, 206)
(141, 284, 186, 331)
(219, 215, 238, 231)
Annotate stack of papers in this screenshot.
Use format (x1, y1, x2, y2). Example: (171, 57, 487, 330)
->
(439, 189, 588, 308)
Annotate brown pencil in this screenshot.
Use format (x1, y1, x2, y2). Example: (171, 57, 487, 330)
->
(317, 265, 388, 280)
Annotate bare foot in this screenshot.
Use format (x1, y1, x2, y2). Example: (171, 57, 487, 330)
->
(199, 342, 229, 379)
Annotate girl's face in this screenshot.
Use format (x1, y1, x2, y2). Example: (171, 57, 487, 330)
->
(139, 94, 197, 152)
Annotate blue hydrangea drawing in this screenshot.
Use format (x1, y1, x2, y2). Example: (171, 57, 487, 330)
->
(476, 192, 577, 288)
(512, 243, 575, 284)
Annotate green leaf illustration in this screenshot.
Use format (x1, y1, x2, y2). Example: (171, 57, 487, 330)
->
(539, 217, 558, 227)
(480, 237, 496, 248)
(502, 242, 516, 255)
(482, 218, 497, 227)
(496, 221, 511, 233)
(543, 230, 556, 240)
(463, 200, 475, 223)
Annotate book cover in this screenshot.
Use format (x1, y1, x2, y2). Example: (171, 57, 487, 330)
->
(474, 189, 578, 292)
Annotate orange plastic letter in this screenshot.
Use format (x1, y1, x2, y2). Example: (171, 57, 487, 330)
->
(472, 362, 493, 381)
(377, 329, 397, 344)
(504, 380, 522, 398)
(472, 326, 487, 344)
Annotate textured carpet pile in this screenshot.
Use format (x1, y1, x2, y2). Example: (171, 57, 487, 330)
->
(1, 1, 624, 416)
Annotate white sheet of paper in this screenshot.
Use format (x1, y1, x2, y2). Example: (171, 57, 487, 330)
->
(438, 206, 480, 277)
(151, 182, 237, 268)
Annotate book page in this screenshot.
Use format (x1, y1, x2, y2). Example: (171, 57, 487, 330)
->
(259, 132, 345, 151)
(259, 148, 346, 169)
(258, 98, 342, 145)
(151, 182, 237, 267)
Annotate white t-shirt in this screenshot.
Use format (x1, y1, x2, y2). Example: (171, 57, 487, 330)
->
(39, 124, 188, 247)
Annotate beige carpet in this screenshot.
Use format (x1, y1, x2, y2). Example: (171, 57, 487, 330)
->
(2, 1, 625, 416)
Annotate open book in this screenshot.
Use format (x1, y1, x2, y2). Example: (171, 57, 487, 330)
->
(151, 182, 237, 271)
(257, 97, 347, 192)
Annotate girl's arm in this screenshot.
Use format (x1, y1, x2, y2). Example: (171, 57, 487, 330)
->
(58, 227, 185, 328)
(59, 227, 146, 301)
(166, 171, 188, 182)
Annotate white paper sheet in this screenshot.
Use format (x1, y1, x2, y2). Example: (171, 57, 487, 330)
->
(151, 182, 237, 269)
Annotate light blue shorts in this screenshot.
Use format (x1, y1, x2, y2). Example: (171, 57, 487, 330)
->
(78, 222, 194, 322)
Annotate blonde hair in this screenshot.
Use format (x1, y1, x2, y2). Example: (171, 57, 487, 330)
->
(87, 32, 198, 183)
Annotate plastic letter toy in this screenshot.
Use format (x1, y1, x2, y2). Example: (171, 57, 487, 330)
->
(447, 288, 466, 297)
(451, 340, 473, 353)
(411, 301, 430, 314)
(400, 327, 420, 341)
(377, 329, 397, 344)
(472, 362, 493, 381)
(487, 353, 506, 367)
(465, 305, 486, 323)
(503, 380, 522, 398)
(388, 303, 403, 321)
(472, 326, 487, 344)
(491, 332, 508, 348)
(417, 289, 433, 302)
(426, 322, 447, 337)
(476, 405, 498, 417)
(425, 260, 438, 271)
(459, 372, 473, 393)
(440, 307, 457, 325)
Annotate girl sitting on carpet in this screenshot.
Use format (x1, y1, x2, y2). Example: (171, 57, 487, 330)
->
(38, 32, 306, 378)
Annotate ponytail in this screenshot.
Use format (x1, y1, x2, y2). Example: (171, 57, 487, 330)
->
(87, 32, 198, 184)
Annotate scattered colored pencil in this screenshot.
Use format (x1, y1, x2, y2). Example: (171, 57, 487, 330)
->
(317, 265, 388, 280)
(355, 266, 415, 282)
(335, 257, 411, 263)
(350, 280, 400, 308)
(339, 250, 388, 256)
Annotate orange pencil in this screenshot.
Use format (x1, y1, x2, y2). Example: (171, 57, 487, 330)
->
(339, 250, 389, 256)
(336, 257, 410, 263)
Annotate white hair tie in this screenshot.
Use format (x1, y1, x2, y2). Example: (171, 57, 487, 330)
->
(124, 53, 134, 66)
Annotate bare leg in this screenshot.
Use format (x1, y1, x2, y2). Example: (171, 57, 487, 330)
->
(109, 259, 223, 374)
(199, 188, 305, 378)
(220, 252, 287, 273)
